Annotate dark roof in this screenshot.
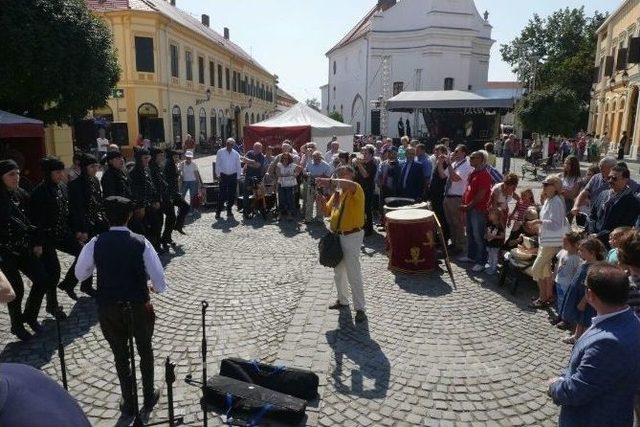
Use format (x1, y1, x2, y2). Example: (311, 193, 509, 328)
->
(86, 0, 273, 77)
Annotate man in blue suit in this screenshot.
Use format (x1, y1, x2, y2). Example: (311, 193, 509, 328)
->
(548, 263, 640, 427)
(399, 146, 425, 201)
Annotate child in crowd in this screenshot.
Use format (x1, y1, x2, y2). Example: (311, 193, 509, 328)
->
(559, 237, 606, 344)
(485, 208, 505, 275)
(507, 189, 535, 238)
(607, 226, 632, 264)
(552, 231, 582, 330)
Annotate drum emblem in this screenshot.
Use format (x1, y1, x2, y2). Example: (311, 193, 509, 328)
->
(405, 247, 425, 266)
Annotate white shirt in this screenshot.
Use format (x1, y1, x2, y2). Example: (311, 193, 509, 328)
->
(325, 150, 339, 164)
(216, 147, 242, 177)
(444, 158, 474, 196)
(591, 307, 629, 328)
(277, 163, 298, 187)
(97, 137, 109, 153)
(180, 161, 199, 182)
(75, 226, 168, 294)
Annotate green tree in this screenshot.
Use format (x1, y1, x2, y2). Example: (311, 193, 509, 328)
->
(515, 85, 582, 136)
(305, 98, 321, 111)
(328, 111, 344, 123)
(0, 0, 120, 125)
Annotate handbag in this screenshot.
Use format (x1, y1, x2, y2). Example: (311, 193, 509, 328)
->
(318, 194, 346, 268)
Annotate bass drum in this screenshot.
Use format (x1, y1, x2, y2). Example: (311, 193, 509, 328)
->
(385, 209, 437, 273)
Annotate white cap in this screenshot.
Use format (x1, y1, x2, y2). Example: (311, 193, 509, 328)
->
(185, 150, 194, 158)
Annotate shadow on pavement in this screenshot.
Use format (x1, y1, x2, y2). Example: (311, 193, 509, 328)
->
(325, 310, 390, 399)
(0, 297, 98, 369)
(211, 216, 240, 233)
(393, 272, 453, 297)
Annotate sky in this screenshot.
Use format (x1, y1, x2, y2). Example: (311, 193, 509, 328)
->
(178, 0, 622, 101)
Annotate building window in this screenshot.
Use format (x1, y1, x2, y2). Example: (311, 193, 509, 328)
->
(198, 56, 205, 84)
(232, 71, 237, 92)
(187, 107, 195, 137)
(211, 109, 217, 137)
(172, 105, 182, 141)
(333, 61, 336, 75)
(225, 68, 230, 90)
(244, 76, 249, 95)
(199, 108, 207, 143)
(393, 81, 404, 96)
(444, 77, 454, 91)
(217, 64, 223, 88)
(134, 36, 154, 72)
(170, 44, 179, 77)
(468, 84, 473, 91)
(185, 51, 193, 81)
(209, 61, 214, 86)
(251, 78, 255, 96)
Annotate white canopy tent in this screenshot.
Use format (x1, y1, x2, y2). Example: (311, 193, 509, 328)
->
(386, 89, 516, 111)
(245, 103, 353, 151)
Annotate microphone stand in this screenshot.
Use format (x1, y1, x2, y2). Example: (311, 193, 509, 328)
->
(201, 300, 209, 427)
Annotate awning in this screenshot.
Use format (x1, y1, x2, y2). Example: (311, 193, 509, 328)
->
(0, 110, 45, 138)
(386, 90, 515, 111)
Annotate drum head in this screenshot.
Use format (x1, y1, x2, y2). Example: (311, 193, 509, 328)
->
(386, 209, 434, 221)
(384, 197, 415, 208)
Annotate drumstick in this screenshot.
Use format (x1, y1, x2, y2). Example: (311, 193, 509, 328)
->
(433, 214, 456, 289)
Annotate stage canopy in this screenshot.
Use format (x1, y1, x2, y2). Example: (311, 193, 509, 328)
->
(0, 110, 45, 138)
(0, 110, 46, 183)
(386, 89, 516, 111)
(244, 103, 353, 151)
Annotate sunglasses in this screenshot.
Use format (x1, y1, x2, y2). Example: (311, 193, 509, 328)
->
(607, 175, 620, 182)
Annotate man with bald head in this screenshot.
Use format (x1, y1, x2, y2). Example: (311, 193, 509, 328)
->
(304, 150, 332, 223)
(215, 138, 243, 219)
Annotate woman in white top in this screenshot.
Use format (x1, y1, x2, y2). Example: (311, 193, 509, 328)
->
(275, 152, 301, 220)
(529, 176, 568, 309)
(489, 172, 519, 226)
(559, 155, 582, 215)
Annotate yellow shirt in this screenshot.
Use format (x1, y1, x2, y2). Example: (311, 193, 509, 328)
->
(327, 183, 365, 232)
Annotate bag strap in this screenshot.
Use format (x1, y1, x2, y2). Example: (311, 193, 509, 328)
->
(335, 192, 347, 232)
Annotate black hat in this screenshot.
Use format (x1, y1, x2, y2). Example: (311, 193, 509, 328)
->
(80, 153, 98, 168)
(103, 151, 123, 164)
(150, 147, 164, 157)
(134, 147, 150, 159)
(40, 156, 65, 173)
(0, 159, 19, 176)
(104, 196, 135, 220)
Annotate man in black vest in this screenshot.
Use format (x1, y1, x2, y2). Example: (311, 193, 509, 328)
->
(129, 148, 162, 250)
(75, 196, 167, 416)
(149, 148, 168, 252)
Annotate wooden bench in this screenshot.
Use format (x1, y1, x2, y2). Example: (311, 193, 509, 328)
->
(498, 253, 535, 295)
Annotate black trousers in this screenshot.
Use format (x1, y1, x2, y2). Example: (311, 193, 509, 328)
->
(1, 251, 51, 326)
(161, 197, 189, 243)
(98, 302, 156, 406)
(217, 173, 237, 213)
(55, 234, 94, 293)
(144, 206, 163, 249)
(432, 193, 449, 242)
(364, 188, 375, 234)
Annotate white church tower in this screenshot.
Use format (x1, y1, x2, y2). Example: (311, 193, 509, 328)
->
(322, 0, 494, 137)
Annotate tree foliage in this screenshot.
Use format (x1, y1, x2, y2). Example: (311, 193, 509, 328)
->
(328, 111, 344, 123)
(515, 85, 581, 136)
(0, 0, 120, 125)
(305, 98, 321, 111)
(501, 7, 607, 132)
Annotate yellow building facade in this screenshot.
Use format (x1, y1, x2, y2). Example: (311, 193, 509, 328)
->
(589, 0, 640, 159)
(45, 0, 277, 162)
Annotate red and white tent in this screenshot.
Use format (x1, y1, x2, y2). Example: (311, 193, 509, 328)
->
(244, 103, 353, 152)
(0, 110, 46, 182)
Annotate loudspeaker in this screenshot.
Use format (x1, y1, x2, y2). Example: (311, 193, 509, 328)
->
(111, 122, 129, 146)
(202, 183, 219, 206)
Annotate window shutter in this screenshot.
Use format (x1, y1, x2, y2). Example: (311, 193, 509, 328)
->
(604, 56, 614, 76)
(629, 38, 640, 64)
(616, 48, 628, 70)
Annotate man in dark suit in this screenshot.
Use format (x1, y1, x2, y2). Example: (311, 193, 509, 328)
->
(548, 264, 640, 427)
(399, 146, 425, 201)
(590, 164, 640, 248)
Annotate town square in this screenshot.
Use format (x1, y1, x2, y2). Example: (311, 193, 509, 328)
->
(1, 1, 640, 426)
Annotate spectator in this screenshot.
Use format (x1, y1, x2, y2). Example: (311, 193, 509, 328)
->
(502, 134, 517, 174)
(552, 231, 582, 330)
(559, 155, 582, 214)
(572, 157, 618, 216)
(399, 146, 425, 201)
(303, 151, 332, 223)
(506, 189, 536, 245)
(275, 152, 302, 220)
(619, 229, 640, 316)
(607, 226, 632, 265)
(589, 164, 640, 248)
(495, 137, 503, 157)
(483, 142, 496, 167)
(442, 144, 474, 255)
(353, 145, 378, 236)
(242, 142, 268, 219)
(548, 264, 640, 427)
(183, 134, 195, 151)
(179, 150, 202, 212)
(0, 363, 91, 427)
(325, 141, 340, 164)
(215, 138, 243, 220)
(397, 135, 410, 161)
(67, 153, 83, 182)
(415, 143, 433, 192)
(315, 166, 367, 323)
(431, 144, 450, 240)
(460, 151, 492, 272)
(559, 237, 606, 343)
(484, 208, 505, 275)
(529, 176, 568, 309)
(377, 147, 402, 202)
(490, 173, 519, 226)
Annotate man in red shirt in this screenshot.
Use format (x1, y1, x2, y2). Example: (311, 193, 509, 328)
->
(461, 151, 492, 272)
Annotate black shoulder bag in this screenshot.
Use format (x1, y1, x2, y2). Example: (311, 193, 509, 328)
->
(318, 194, 346, 268)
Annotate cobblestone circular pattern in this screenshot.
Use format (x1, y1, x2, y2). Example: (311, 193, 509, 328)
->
(0, 208, 570, 426)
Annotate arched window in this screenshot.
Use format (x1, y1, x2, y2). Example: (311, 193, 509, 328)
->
(245, 112, 249, 125)
(199, 107, 207, 143)
(251, 113, 255, 124)
(187, 107, 195, 138)
(210, 108, 217, 138)
(444, 78, 454, 91)
(172, 105, 182, 142)
(138, 103, 159, 140)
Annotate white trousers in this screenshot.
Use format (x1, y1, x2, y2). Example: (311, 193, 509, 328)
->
(333, 230, 366, 311)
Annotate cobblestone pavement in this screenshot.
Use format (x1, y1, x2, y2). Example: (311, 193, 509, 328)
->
(0, 162, 571, 426)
